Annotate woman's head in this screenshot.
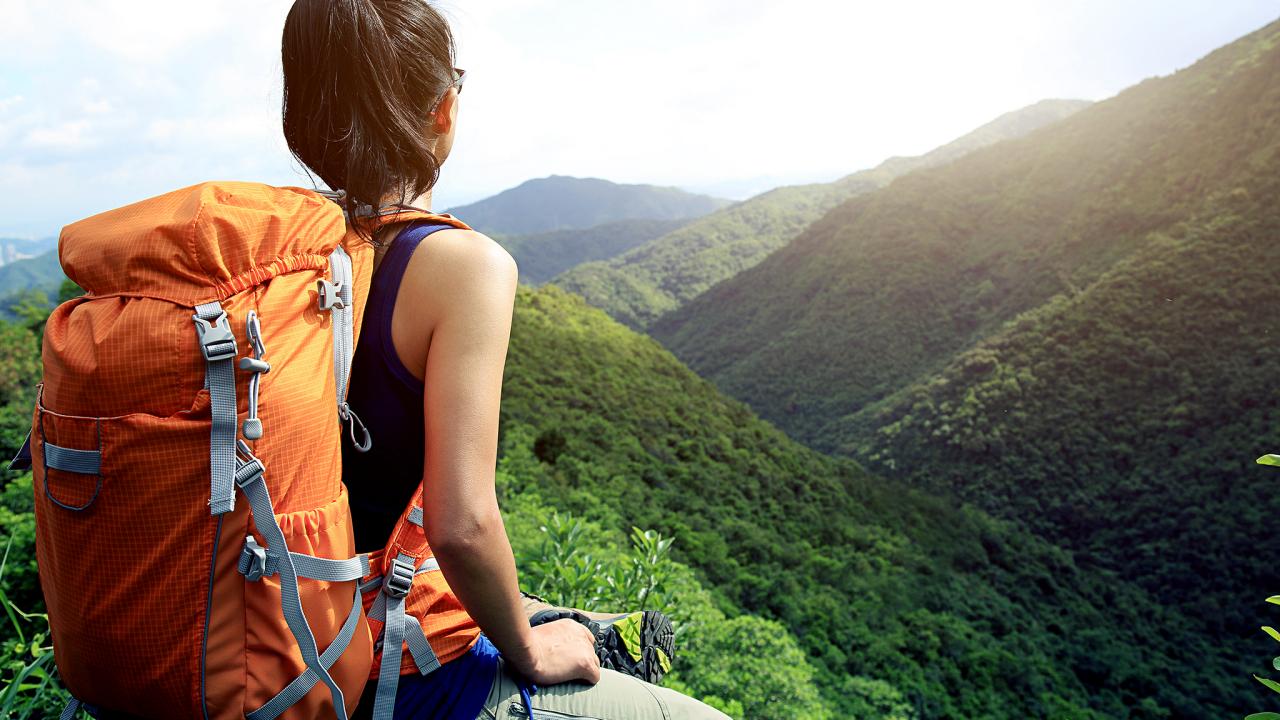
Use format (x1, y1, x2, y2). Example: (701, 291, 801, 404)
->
(282, 0, 459, 220)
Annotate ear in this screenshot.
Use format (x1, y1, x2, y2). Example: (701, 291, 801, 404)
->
(430, 90, 457, 135)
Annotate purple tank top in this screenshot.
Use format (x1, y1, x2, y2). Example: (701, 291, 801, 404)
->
(344, 221, 457, 552)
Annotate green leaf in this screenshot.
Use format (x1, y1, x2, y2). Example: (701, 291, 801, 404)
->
(1265, 626, 1280, 643)
(1269, 596, 1280, 606)
(1245, 714, 1280, 719)
(1257, 454, 1280, 467)
(1255, 674, 1280, 696)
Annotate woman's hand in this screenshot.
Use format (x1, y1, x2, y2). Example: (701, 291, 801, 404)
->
(514, 618, 602, 686)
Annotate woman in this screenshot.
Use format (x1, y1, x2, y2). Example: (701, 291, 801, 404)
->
(281, 2, 731, 719)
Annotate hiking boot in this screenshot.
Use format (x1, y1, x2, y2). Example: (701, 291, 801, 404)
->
(520, 591, 675, 685)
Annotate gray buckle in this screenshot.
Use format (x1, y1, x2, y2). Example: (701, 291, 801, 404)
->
(317, 279, 348, 311)
(192, 310, 238, 362)
(234, 456, 265, 488)
(383, 557, 415, 598)
(238, 536, 269, 582)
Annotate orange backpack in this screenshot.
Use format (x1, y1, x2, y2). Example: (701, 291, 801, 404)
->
(26, 181, 470, 720)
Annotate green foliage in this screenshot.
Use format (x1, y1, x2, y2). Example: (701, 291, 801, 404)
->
(499, 282, 1216, 716)
(522, 513, 675, 611)
(0, 539, 76, 719)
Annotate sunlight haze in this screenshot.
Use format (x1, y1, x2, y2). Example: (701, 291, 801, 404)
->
(0, 0, 1275, 235)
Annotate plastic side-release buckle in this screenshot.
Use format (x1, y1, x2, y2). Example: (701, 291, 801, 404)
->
(238, 536, 269, 582)
(317, 279, 349, 311)
(192, 309, 238, 362)
(382, 556, 415, 598)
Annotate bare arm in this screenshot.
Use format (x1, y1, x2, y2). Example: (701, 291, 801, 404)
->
(399, 229, 599, 685)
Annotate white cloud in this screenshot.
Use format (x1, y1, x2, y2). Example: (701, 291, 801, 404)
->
(0, 0, 1276, 234)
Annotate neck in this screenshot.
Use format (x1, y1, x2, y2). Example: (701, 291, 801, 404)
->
(388, 190, 432, 213)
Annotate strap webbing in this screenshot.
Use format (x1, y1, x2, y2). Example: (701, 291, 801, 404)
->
(328, 247, 355, 408)
(245, 583, 365, 720)
(238, 536, 370, 583)
(43, 443, 100, 475)
(59, 698, 81, 720)
(370, 554, 441, 720)
(195, 301, 238, 516)
(235, 448, 348, 720)
(407, 505, 424, 527)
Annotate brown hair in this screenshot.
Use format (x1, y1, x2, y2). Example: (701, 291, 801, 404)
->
(281, 0, 456, 222)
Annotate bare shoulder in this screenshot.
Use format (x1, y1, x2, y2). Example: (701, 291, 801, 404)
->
(398, 228, 519, 322)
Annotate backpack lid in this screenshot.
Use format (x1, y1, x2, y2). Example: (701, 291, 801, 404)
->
(61, 181, 346, 304)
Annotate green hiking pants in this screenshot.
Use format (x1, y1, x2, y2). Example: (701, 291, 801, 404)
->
(480, 657, 731, 720)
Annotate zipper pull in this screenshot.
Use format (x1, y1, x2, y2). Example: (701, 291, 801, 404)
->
(238, 311, 270, 441)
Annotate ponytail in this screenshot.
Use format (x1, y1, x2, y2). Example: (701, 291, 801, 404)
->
(282, 0, 456, 224)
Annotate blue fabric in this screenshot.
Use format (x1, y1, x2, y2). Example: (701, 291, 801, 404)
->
(389, 633, 500, 720)
(344, 221, 460, 553)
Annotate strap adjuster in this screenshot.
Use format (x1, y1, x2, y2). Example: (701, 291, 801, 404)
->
(192, 310, 238, 362)
(317, 279, 349, 311)
(383, 557, 415, 598)
(238, 536, 269, 582)
(234, 456, 266, 488)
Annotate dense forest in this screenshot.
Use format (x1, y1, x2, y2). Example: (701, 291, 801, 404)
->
(552, 100, 1089, 330)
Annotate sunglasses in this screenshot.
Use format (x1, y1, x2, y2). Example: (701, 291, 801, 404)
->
(431, 67, 466, 114)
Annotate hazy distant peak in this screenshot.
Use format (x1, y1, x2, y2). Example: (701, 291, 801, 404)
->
(445, 176, 731, 235)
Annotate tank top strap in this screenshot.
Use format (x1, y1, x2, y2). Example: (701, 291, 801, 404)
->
(366, 220, 465, 358)
(372, 221, 463, 305)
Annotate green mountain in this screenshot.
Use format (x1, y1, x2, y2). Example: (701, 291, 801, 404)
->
(0, 250, 64, 300)
(652, 20, 1280, 453)
(446, 176, 730, 236)
(553, 99, 1090, 330)
(495, 218, 690, 286)
(496, 284, 1236, 716)
(647, 17, 1280, 714)
(849, 192, 1280, 698)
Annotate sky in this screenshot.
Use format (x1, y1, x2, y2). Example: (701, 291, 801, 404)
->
(0, 0, 1276, 237)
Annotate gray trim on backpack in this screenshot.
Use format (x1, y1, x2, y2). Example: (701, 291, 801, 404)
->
(321, 246, 373, 453)
(234, 442, 351, 720)
(193, 301, 238, 516)
(43, 443, 100, 475)
(244, 582, 365, 720)
(368, 553, 442, 719)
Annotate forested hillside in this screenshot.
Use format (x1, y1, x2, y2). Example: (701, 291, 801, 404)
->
(446, 175, 729, 235)
(643, 18, 1280, 715)
(495, 284, 1241, 717)
(553, 99, 1089, 330)
(847, 192, 1280, 701)
(651, 20, 1280, 452)
(494, 218, 689, 285)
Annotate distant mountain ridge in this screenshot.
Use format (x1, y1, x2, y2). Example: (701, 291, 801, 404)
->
(0, 238, 57, 266)
(552, 99, 1091, 330)
(495, 218, 692, 286)
(446, 175, 730, 235)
